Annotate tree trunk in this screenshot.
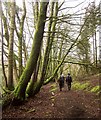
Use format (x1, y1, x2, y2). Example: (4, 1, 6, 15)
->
(14, 0, 26, 78)
(26, 55, 41, 96)
(58, 37, 64, 75)
(26, 2, 41, 97)
(1, 10, 9, 47)
(13, 2, 49, 101)
(0, 0, 8, 87)
(32, 2, 58, 95)
(13, 58, 18, 84)
(33, 2, 39, 29)
(94, 31, 97, 67)
(7, 1, 16, 90)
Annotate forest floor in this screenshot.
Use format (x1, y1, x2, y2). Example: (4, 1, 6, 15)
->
(2, 74, 101, 119)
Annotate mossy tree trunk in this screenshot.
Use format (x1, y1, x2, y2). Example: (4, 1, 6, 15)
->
(26, 2, 41, 97)
(1, 10, 9, 47)
(32, 2, 58, 95)
(26, 55, 41, 96)
(13, 55, 19, 83)
(7, 1, 16, 90)
(18, 1, 26, 77)
(1, 1, 18, 88)
(58, 36, 64, 75)
(33, 2, 39, 29)
(14, 2, 49, 101)
(0, 0, 8, 87)
(15, 0, 26, 78)
(22, 35, 28, 66)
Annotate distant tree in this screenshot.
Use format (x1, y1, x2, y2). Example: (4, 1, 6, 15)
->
(77, 2, 99, 74)
(44, 17, 88, 84)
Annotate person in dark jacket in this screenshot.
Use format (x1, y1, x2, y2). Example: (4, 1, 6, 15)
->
(58, 74, 64, 91)
(66, 73, 72, 90)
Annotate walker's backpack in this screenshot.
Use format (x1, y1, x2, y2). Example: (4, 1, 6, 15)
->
(59, 76, 64, 83)
(66, 76, 72, 83)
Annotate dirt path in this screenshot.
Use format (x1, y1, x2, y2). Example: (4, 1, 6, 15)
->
(2, 83, 100, 119)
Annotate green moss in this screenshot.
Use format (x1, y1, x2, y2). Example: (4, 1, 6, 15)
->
(72, 81, 101, 95)
(80, 83, 90, 90)
(0, 100, 2, 105)
(90, 86, 101, 93)
(7, 86, 14, 91)
(50, 87, 57, 92)
(72, 82, 81, 90)
(49, 83, 57, 92)
(72, 82, 90, 90)
(50, 83, 56, 88)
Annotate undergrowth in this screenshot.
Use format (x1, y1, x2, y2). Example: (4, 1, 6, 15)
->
(90, 86, 101, 94)
(49, 83, 57, 92)
(72, 82, 101, 95)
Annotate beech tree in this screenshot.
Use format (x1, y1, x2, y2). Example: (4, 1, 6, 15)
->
(77, 2, 99, 74)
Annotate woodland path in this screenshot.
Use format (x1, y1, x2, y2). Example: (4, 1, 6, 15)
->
(2, 81, 101, 119)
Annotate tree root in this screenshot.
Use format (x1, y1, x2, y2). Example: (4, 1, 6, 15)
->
(2, 92, 24, 109)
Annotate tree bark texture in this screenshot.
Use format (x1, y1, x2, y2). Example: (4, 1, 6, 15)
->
(8, 2, 16, 90)
(14, 2, 49, 100)
(32, 2, 58, 95)
(0, 0, 8, 87)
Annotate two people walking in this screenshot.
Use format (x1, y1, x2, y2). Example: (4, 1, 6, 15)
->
(58, 73, 72, 91)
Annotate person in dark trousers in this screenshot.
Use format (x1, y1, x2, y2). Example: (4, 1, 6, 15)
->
(66, 73, 72, 90)
(58, 74, 64, 91)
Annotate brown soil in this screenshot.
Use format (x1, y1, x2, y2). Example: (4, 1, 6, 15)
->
(2, 79, 101, 119)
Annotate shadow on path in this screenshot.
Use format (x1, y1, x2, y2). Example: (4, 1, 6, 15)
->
(69, 105, 85, 118)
